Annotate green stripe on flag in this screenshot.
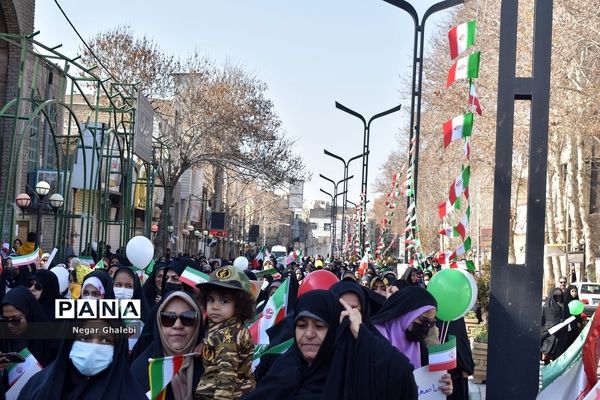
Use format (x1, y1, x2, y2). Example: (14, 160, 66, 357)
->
(253, 338, 294, 361)
(428, 335, 456, 354)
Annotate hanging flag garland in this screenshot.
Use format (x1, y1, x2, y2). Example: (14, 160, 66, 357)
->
(437, 19, 482, 265)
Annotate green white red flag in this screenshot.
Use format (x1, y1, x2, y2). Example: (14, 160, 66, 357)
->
(447, 52, 480, 87)
(438, 251, 453, 266)
(147, 353, 195, 400)
(451, 237, 472, 260)
(454, 207, 471, 240)
(438, 198, 460, 218)
(448, 166, 470, 206)
(248, 279, 290, 344)
(10, 248, 40, 267)
(443, 113, 473, 148)
(448, 20, 476, 60)
(450, 260, 476, 271)
(538, 311, 600, 400)
(179, 267, 210, 287)
(469, 82, 483, 115)
(428, 335, 457, 371)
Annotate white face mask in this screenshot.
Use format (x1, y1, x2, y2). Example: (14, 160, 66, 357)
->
(113, 287, 134, 300)
(69, 341, 114, 376)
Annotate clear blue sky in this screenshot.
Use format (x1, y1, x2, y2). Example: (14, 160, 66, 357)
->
(35, 0, 453, 206)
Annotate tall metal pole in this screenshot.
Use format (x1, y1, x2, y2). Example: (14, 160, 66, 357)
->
(323, 149, 366, 257)
(320, 174, 353, 256)
(335, 102, 401, 255)
(382, 0, 463, 260)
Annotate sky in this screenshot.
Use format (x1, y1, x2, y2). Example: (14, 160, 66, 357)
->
(34, 0, 455, 207)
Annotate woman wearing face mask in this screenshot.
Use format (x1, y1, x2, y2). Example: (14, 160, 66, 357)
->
(371, 286, 453, 396)
(131, 291, 204, 400)
(161, 259, 186, 296)
(0, 287, 58, 369)
(27, 269, 62, 318)
(541, 287, 568, 364)
(79, 271, 115, 300)
(113, 267, 151, 322)
(18, 319, 147, 399)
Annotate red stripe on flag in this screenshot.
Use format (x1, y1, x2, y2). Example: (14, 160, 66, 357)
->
(448, 26, 459, 60)
(429, 359, 457, 372)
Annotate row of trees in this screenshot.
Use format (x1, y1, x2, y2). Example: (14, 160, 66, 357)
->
(81, 26, 308, 251)
(371, 0, 600, 288)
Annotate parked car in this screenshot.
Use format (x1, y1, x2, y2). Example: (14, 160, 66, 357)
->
(573, 282, 600, 316)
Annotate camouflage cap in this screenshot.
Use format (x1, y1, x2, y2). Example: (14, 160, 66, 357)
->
(199, 265, 252, 295)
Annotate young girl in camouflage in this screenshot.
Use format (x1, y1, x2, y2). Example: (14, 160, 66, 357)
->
(195, 266, 255, 400)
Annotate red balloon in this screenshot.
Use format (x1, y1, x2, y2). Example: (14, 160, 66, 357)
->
(297, 270, 339, 297)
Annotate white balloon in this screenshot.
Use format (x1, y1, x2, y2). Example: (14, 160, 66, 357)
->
(233, 256, 249, 271)
(126, 236, 154, 269)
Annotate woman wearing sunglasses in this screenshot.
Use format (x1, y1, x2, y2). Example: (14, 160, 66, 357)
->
(27, 269, 62, 319)
(18, 319, 147, 399)
(0, 287, 58, 373)
(131, 291, 204, 400)
(371, 286, 454, 397)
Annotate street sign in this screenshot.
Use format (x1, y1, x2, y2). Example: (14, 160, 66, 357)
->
(209, 229, 228, 238)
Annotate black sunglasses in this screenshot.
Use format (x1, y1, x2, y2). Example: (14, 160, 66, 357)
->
(0, 316, 23, 325)
(27, 280, 43, 291)
(417, 317, 437, 329)
(160, 311, 198, 327)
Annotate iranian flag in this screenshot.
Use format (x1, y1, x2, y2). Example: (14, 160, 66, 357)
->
(448, 166, 470, 206)
(448, 20, 476, 60)
(248, 279, 289, 345)
(455, 207, 471, 240)
(438, 198, 460, 218)
(469, 82, 483, 115)
(439, 226, 458, 238)
(450, 260, 476, 271)
(179, 267, 210, 287)
(538, 312, 600, 400)
(147, 354, 194, 400)
(10, 248, 40, 267)
(428, 335, 457, 371)
(438, 251, 453, 266)
(451, 237, 472, 260)
(443, 113, 473, 148)
(358, 252, 370, 276)
(447, 51, 480, 87)
(7, 348, 41, 388)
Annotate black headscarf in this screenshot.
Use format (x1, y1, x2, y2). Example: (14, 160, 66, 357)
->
(371, 286, 437, 325)
(0, 286, 57, 367)
(0, 264, 31, 302)
(130, 291, 204, 400)
(399, 267, 420, 286)
(79, 270, 115, 299)
(243, 290, 340, 400)
(112, 267, 151, 323)
(160, 259, 188, 297)
(542, 287, 565, 333)
(17, 319, 147, 399)
(29, 269, 62, 319)
(142, 262, 166, 306)
(331, 281, 369, 320)
(563, 285, 583, 347)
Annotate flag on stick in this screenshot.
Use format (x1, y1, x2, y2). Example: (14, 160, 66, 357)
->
(447, 52, 480, 87)
(443, 113, 473, 148)
(449, 166, 470, 206)
(448, 20, 476, 59)
(179, 267, 210, 288)
(428, 335, 457, 371)
(469, 82, 483, 115)
(10, 248, 40, 267)
(248, 279, 290, 344)
(147, 353, 195, 400)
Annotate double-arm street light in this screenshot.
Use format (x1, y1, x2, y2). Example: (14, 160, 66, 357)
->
(319, 188, 346, 257)
(319, 174, 353, 257)
(323, 149, 367, 256)
(335, 102, 401, 254)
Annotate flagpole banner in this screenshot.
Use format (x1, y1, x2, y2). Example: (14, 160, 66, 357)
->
(447, 51, 481, 87)
(448, 20, 477, 60)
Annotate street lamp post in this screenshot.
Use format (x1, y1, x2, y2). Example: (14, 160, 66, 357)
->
(16, 181, 64, 249)
(203, 230, 209, 257)
(166, 225, 174, 255)
(323, 149, 367, 256)
(320, 188, 348, 258)
(335, 102, 401, 254)
(381, 0, 462, 258)
(319, 174, 353, 257)
(194, 230, 201, 255)
(181, 229, 189, 255)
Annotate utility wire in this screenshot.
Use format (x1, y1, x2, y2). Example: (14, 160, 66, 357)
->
(52, 0, 118, 83)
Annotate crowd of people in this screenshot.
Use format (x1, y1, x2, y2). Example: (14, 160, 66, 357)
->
(0, 235, 478, 399)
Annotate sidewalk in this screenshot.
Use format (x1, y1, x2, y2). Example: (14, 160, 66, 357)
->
(469, 379, 486, 400)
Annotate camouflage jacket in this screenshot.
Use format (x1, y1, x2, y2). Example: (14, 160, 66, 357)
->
(195, 317, 255, 400)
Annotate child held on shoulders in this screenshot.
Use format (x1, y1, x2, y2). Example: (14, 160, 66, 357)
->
(195, 266, 255, 400)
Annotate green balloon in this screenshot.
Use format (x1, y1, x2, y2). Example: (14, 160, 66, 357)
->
(426, 269, 472, 321)
(568, 300, 584, 316)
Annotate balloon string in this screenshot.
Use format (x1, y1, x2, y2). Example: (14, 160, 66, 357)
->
(442, 321, 449, 344)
